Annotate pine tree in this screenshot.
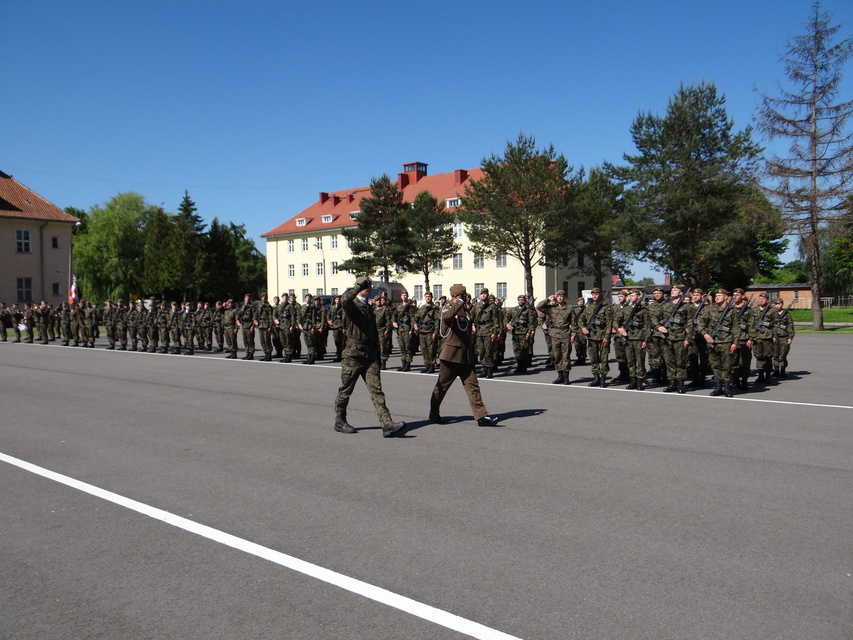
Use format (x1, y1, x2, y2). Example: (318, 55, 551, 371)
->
(756, 2, 853, 329)
(397, 191, 459, 294)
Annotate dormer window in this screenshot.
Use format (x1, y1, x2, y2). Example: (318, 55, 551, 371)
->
(349, 211, 359, 221)
(296, 218, 307, 227)
(322, 214, 333, 224)
(446, 197, 461, 208)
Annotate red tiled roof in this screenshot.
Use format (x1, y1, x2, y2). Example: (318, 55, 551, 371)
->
(261, 164, 485, 238)
(0, 170, 80, 223)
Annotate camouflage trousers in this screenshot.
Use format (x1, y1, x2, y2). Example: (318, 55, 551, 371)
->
(773, 340, 791, 369)
(475, 332, 496, 368)
(662, 339, 689, 381)
(753, 338, 774, 373)
(624, 339, 646, 379)
(708, 342, 735, 383)
(335, 349, 392, 427)
(420, 332, 437, 365)
(587, 339, 611, 376)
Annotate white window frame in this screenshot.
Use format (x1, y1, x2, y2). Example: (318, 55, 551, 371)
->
(16, 230, 31, 253)
(301, 238, 309, 251)
(287, 239, 295, 253)
(322, 214, 333, 224)
(452, 222, 463, 238)
(496, 251, 507, 268)
(453, 253, 463, 270)
(446, 197, 461, 208)
(316, 262, 324, 276)
(496, 282, 507, 300)
(296, 218, 307, 227)
(315, 236, 323, 250)
(302, 263, 309, 277)
(330, 235, 338, 249)
(473, 253, 484, 269)
(288, 264, 295, 278)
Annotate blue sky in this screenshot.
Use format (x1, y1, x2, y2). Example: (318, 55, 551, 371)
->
(4, 0, 852, 280)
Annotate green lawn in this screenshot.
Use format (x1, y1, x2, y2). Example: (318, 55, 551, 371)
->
(788, 308, 853, 323)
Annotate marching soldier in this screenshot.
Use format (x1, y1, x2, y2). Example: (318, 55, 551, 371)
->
(656, 285, 693, 393)
(222, 299, 239, 359)
(731, 288, 754, 390)
(212, 300, 225, 352)
(573, 296, 587, 365)
(237, 293, 256, 360)
(328, 295, 345, 362)
(392, 291, 417, 371)
(298, 294, 321, 364)
(615, 289, 651, 389)
(645, 287, 667, 384)
(611, 289, 631, 382)
(374, 294, 394, 370)
(750, 292, 777, 383)
(103, 300, 117, 350)
(687, 288, 711, 387)
(472, 288, 500, 378)
(700, 288, 741, 397)
(181, 301, 196, 355)
(256, 293, 275, 361)
(578, 287, 613, 387)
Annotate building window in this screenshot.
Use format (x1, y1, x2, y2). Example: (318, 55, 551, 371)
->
(16, 230, 31, 253)
(302, 288, 309, 297)
(331, 261, 338, 275)
(330, 288, 338, 296)
(315, 236, 323, 250)
(453, 253, 463, 269)
(496, 251, 507, 267)
(577, 282, 585, 299)
(17, 277, 33, 302)
(446, 197, 461, 208)
(474, 283, 484, 295)
(316, 262, 324, 276)
(296, 218, 307, 227)
(433, 258, 443, 271)
(316, 288, 324, 296)
(322, 214, 333, 223)
(473, 254, 484, 269)
(413, 285, 423, 300)
(433, 284, 442, 299)
(496, 283, 507, 300)
(301, 238, 309, 251)
(330, 235, 338, 249)
(346, 236, 352, 248)
(287, 239, 295, 253)
(288, 264, 295, 277)
(302, 264, 309, 277)
(51, 237, 59, 249)
(52, 282, 60, 296)
(349, 211, 358, 220)
(578, 250, 585, 268)
(452, 222, 463, 238)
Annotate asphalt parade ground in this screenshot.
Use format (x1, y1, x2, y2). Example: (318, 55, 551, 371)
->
(1, 335, 851, 639)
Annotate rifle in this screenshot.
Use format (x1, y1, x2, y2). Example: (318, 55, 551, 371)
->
(777, 299, 796, 319)
(473, 301, 490, 329)
(509, 302, 529, 330)
(397, 300, 415, 328)
(708, 297, 736, 345)
(622, 299, 641, 337)
(692, 295, 709, 329)
(736, 295, 754, 332)
(584, 300, 605, 334)
(753, 302, 774, 334)
(659, 295, 686, 338)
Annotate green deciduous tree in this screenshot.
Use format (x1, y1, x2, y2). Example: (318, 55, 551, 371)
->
(756, 2, 853, 329)
(397, 191, 459, 294)
(461, 132, 574, 299)
(230, 222, 266, 296)
(609, 82, 783, 291)
(339, 175, 409, 281)
(74, 192, 154, 301)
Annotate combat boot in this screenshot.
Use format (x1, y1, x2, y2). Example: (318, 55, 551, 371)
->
(486, 367, 494, 379)
(552, 370, 565, 385)
(626, 378, 638, 390)
(710, 382, 723, 396)
(724, 382, 733, 397)
(780, 367, 787, 378)
(739, 376, 749, 391)
(637, 377, 646, 390)
(677, 380, 686, 394)
(663, 380, 677, 393)
(771, 366, 780, 377)
(599, 376, 609, 388)
(587, 374, 601, 387)
(305, 353, 315, 364)
(614, 362, 630, 383)
(756, 371, 765, 383)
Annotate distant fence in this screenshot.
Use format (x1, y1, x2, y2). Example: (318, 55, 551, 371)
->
(791, 296, 853, 309)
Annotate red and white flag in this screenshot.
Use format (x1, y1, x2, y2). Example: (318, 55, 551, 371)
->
(69, 276, 79, 305)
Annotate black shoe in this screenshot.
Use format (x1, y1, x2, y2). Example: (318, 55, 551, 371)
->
(401, 361, 411, 372)
(626, 377, 638, 390)
(186, 350, 194, 355)
(663, 381, 677, 392)
(724, 382, 734, 398)
(216, 347, 224, 353)
(563, 375, 571, 385)
(552, 371, 565, 384)
(477, 416, 499, 427)
(486, 367, 494, 379)
(710, 383, 723, 397)
(381, 362, 387, 370)
(637, 378, 646, 390)
(588, 374, 601, 387)
(263, 354, 272, 362)
(780, 367, 787, 378)
(305, 354, 315, 364)
(243, 353, 254, 360)
(428, 412, 445, 424)
(227, 353, 237, 359)
(334, 421, 357, 434)
(382, 421, 405, 437)
(739, 377, 749, 390)
(677, 381, 686, 394)
(600, 377, 608, 388)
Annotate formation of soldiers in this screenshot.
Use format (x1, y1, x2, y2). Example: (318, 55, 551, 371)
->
(0, 285, 796, 397)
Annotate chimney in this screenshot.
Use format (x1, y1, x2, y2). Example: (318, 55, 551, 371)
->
(398, 172, 409, 189)
(330, 195, 340, 206)
(347, 193, 355, 204)
(319, 192, 329, 204)
(454, 169, 468, 185)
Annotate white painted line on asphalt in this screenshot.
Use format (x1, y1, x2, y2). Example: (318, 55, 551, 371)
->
(0, 451, 523, 640)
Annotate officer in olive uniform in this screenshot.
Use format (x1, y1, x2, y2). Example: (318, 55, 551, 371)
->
(645, 287, 667, 384)
(212, 301, 225, 352)
(687, 288, 711, 387)
(536, 290, 575, 384)
(414, 291, 439, 373)
(572, 296, 587, 365)
(333, 278, 405, 437)
(578, 287, 613, 387)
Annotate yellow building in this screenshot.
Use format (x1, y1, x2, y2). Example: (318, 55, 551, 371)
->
(262, 162, 606, 303)
(1, 170, 80, 305)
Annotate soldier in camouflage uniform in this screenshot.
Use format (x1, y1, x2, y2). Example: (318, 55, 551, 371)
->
(83, 301, 97, 348)
(699, 288, 741, 397)
(374, 294, 393, 370)
(237, 294, 256, 360)
(328, 295, 345, 362)
(573, 297, 587, 365)
(471, 288, 500, 378)
(127, 301, 140, 351)
(212, 301, 225, 352)
(655, 285, 693, 393)
(180, 301, 196, 355)
(615, 289, 651, 390)
(414, 291, 439, 373)
(116, 300, 130, 350)
(103, 300, 117, 350)
(730, 288, 754, 390)
(749, 292, 777, 383)
(578, 287, 613, 387)
(772, 298, 794, 378)
(536, 290, 576, 385)
(256, 293, 275, 361)
(287, 294, 302, 359)
(611, 289, 630, 382)
(222, 299, 239, 358)
(645, 287, 667, 384)
(275, 296, 296, 362)
(505, 294, 537, 374)
(393, 291, 418, 371)
(1, 302, 12, 342)
(687, 288, 711, 387)
(333, 278, 405, 437)
(298, 294, 321, 364)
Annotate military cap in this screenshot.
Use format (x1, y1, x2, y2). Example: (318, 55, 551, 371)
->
(773, 298, 784, 305)
(380, 292, 387, 299)
(653, 286, 666, 293)
(488, 294, 496, 300)
(450, 284, 467, 297)
(590, 287, 602, 294)
(629, 288, 643, 296)
(758, 292, 770, 299)
(480, 287, 489, 295)
(555, 290, 566, 296)
(671, 284, 686, 293)
(517, 293, 527, 299)
(716, 288, 730, 295)
(691, 287, 704, 295)
(618, 289, 628, 296)
(732, 287, 745, 294)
